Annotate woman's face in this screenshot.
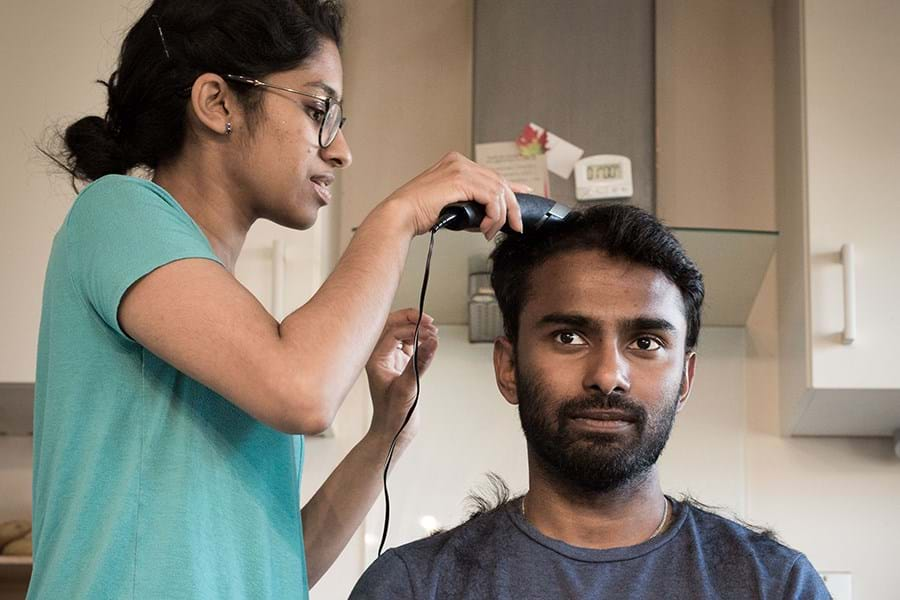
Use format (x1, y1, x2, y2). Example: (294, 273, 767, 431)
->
(232, 39, 351, 230)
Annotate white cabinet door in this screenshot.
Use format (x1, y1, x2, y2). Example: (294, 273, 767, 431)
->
(805, 0, 900, 390)
(234, 217, 329, 320)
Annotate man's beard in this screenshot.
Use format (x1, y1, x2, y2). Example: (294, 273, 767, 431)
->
(516, 365, 680, 494)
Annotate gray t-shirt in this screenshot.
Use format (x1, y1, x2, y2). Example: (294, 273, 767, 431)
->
(350, 498, 830, 599)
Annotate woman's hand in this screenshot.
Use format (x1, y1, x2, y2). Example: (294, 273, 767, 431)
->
(382, 151, 530, 239)
(365, 308, 439, 448)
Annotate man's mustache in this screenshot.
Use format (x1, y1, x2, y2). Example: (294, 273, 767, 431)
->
(557, 392, 647, 425)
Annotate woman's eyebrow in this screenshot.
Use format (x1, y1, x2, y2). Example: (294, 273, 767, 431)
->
(305, 80, 341, 102)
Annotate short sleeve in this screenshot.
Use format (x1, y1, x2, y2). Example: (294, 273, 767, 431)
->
(349, 550, 416, 600)
(65, 176, 222, 338)
(784, 554, 832, 599)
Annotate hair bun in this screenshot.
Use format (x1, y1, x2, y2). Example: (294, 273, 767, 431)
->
(63, 115, 132, 182)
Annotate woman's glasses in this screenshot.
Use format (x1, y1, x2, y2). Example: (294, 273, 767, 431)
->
(223, 74, 346, 148)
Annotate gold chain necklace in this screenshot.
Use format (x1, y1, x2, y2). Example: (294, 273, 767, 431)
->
(520, 495, 671, 542)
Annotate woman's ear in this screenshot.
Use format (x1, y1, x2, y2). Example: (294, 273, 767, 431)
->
(493, 336, 519, 406)
(189, 73, 236, 136)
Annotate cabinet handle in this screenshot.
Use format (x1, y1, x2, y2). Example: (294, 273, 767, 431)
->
(841, 243, 856, 345)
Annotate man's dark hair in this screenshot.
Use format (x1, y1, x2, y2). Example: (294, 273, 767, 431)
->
(490, 204, 705, 351)
(52, 0, 345, 184)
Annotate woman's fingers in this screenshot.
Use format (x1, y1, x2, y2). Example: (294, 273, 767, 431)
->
(398, 336, 439, 391)
(385, 152, 531, 236)
(503, 180, 524, 234)
(387, 307, 432, 328)
(369, 310, 438, 374)
(413, 336, 438, 375)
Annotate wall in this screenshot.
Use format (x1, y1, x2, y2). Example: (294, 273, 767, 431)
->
(0, 3, 142, 597)
(300, 1, 480, 596)
(3, 1, 899, 599)
(0, 4, 149, 597)
(658, 2, 900, 598)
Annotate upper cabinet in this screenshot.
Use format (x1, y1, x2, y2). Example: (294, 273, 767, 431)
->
(473, 0, 656, 213)
(393, 0, 776, 329)
(775, 0, 900, 435)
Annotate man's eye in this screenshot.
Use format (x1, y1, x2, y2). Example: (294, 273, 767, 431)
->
(631, 336, 662, 351)
(554, 331, 587, 346)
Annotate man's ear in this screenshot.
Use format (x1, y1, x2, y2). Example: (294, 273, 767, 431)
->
(189, 73, 236, 136)
(493, 336, 519, 406)
(676, 351, 697, 412)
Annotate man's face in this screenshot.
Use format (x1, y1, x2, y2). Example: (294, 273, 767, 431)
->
(493, 249, 696, 493)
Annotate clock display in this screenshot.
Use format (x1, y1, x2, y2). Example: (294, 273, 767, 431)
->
(587, 163, 621, 181)
(574, 155, 633, 201)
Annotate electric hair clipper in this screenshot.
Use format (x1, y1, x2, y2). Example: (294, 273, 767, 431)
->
(436, 193, 571, 234)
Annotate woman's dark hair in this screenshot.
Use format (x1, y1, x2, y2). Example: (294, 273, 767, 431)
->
(490, 204, 705, 351)
(54, 0, 344, 183)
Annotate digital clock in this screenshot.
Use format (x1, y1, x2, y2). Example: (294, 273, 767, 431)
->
(574, 154, 633, 201)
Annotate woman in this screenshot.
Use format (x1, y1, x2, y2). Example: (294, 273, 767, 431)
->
(30, 0, 523, 597)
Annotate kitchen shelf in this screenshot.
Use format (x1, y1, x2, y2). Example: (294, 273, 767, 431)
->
(671, 227, 778, 327)
(0, 383, 34, 437)
(392, 226, 777, 329)
(0, 556, 32, 581)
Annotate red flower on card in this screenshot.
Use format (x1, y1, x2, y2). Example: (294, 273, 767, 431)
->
(516, 124, 549, 157)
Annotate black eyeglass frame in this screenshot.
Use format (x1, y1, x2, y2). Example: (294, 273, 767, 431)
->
(222, 74, 346, 148)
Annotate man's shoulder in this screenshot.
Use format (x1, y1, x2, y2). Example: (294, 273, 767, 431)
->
(393, 502, 516, 564)
(679, 499, 829, 597)
(350, 504, 517, 599)
(682, 499, 798, 558)
(679, 499, 823, 583)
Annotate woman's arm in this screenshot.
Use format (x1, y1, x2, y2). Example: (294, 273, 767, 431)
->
(119, 153, 522, 434)
(301, 309, 438, 586)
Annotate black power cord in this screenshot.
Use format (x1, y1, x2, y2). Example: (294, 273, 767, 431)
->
(377, 213, 457, 557)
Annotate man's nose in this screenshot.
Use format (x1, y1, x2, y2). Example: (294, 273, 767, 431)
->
(583, 341, 630, 396)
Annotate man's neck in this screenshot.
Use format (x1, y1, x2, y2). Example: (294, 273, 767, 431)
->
(522, 453, 669, 550)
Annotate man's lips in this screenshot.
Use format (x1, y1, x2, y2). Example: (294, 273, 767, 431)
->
(566, 409, 638, 432)
(568, 409, 637, 422)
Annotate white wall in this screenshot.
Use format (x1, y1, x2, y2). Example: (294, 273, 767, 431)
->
(0, 0, 150, 526)
(0, 5, 149, 598)
(0, 0, 146, 382)
(3, 1, 900, 600)
(657, 2, 900, 599)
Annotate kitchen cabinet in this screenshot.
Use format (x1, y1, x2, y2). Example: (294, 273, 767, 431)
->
(775, 0, 900, 435)
(391, 0, 778, 329)
(0, 384, 33, 437)
(473, 0, 655, 213)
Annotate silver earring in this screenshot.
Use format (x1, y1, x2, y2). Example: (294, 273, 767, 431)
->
(224, 122, 232, 136)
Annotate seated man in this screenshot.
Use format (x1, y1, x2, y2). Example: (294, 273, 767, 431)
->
(350, 204, 829, 599)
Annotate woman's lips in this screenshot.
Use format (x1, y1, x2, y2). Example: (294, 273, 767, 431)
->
(310, 176, 333, 205)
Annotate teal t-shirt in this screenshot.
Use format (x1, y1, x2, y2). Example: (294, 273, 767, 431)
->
(29, 175, 309, 599)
